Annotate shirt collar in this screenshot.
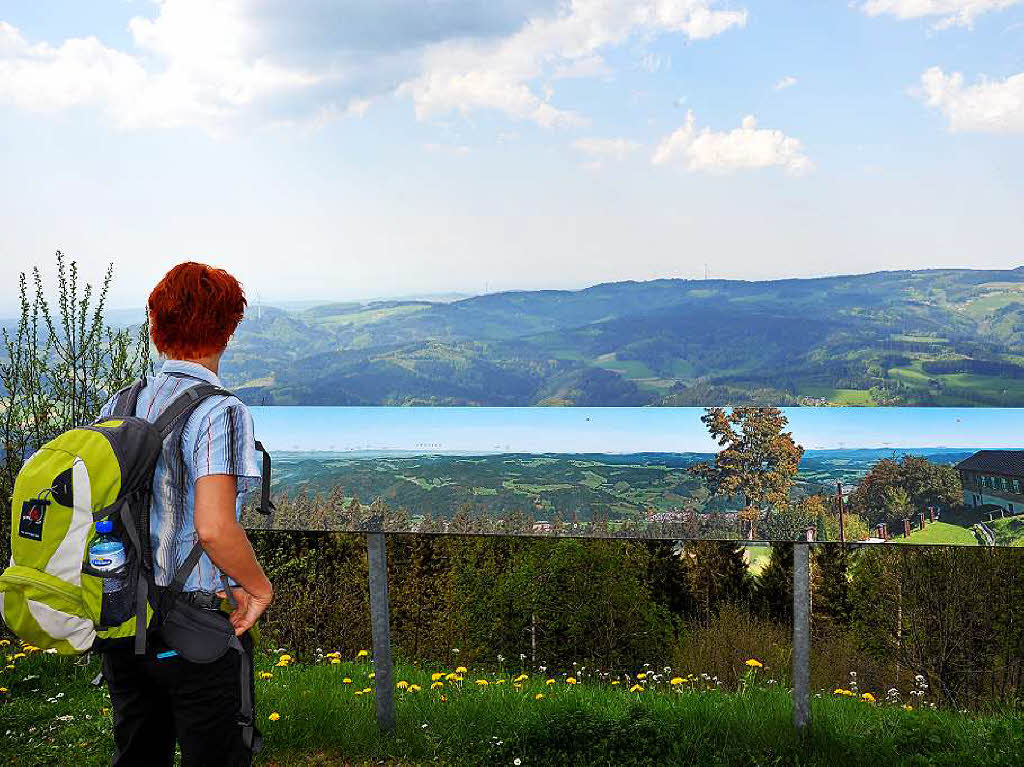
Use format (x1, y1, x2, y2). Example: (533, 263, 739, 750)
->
(159, 359, 223, 386)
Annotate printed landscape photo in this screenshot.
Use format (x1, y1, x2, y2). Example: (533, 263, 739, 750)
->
(202, 268, 1024, 408)
(243, 406, 1024, 544)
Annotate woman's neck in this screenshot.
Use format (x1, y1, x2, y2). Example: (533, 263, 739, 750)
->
(180, 352, 221, 376)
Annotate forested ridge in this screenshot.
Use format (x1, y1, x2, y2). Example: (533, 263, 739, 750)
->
(210, 267, 1024, 406)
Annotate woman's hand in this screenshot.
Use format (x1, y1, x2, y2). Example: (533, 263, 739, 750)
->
(217, 583, 274, 636)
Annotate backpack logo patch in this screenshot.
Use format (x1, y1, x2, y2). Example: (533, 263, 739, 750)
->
(18, 499, 50, 541)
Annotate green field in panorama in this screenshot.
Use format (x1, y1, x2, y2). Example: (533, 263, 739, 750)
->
(888, 363, 1024, 404)
(896, 522, 980, 546)
(799, 386, 876, 405)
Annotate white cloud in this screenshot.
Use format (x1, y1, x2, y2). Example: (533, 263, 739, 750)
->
(550, 54, 611, 80)
(0, 0, 745, 133)
(859, 0, 1023, 29)
(0, 6, 324, 133)
(651, 112, 813, 174)
(774, 75, 797, 91)
(918, 66, 1024, 132)
(401, 0, 747, 127)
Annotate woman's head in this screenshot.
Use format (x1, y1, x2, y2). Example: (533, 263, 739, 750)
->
(148, 262, 247, 359)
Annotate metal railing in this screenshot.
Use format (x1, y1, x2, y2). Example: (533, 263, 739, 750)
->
(361, 529, 817, 736)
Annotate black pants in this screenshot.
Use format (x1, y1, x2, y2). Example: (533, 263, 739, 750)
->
(102, 631, 257, 767)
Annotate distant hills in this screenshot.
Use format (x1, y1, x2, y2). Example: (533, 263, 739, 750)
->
(267, 447, 974, 523)
(210, 267, 1024, 406)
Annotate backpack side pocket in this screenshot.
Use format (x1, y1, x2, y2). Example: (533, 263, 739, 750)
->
(0, 566, 95, 654)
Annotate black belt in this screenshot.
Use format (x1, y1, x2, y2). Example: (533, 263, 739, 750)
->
(154, 587, 223, 610)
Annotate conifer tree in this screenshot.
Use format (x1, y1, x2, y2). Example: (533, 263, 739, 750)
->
(756, 542, 794, 623)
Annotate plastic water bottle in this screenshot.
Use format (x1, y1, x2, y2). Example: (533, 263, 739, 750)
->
(89, 518, 127, 594)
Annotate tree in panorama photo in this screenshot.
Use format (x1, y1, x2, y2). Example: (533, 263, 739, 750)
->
(690, 407, 804, 525)
(848, 455, 962, 527)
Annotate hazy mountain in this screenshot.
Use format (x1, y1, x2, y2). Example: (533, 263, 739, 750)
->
(205, 267, 1024, 406)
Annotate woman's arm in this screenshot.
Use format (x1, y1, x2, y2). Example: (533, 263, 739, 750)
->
(194, 473, 274, 635)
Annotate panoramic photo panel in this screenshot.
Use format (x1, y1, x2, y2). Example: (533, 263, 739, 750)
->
(242, 406, 1023, 545)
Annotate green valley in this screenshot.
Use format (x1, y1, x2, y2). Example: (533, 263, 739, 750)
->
(217, 267, 1024, 407)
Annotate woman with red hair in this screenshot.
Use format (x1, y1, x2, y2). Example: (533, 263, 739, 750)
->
(97, 262, 273, 767)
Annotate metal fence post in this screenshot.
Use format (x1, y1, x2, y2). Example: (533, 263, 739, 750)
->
(792, 541, 811, 733)
(367, 532, 396, 733)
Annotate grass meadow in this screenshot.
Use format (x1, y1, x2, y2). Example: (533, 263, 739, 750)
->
(2, 639, 1023, 766)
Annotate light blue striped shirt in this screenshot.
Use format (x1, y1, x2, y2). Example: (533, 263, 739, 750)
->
(99, 359, 262, 592)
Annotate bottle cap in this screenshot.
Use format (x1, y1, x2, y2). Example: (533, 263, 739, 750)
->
(95, 518, 115, 534)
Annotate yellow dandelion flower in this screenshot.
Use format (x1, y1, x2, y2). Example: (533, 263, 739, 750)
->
(637, 672, 647, 680)
(356, 649, 369, 658)
(513, 683, 523, 690)
(274, 660, 289, 667)
(862, 692, 876, 703)
(496, 679, 506, 685)
(397, 681, 410, 690)
(330, 658, 341, 665)
(745, 659, 763, 668)
(566, 677, 578, 685)
(278, 654, 292, 663)
(611, 681, 620, 686)
(0, 687, 7, 694)
(268, 712, 281, 722)
(475, 679, 489, 686)
(514, 674, 529, 683)
(535, 693, 545, 700)
(546, 679, 556, 686)
(362, 687, 372, 694)
(368, 672, 376, 679)
(630, 684, 644, 693)
(343, 678, 353, 684)
(670, 677, 684, 686)
(12, 653, 25, 660)
(455, 666, 467, 674)
(354, 690, 363, 697)
(431, 681, 444, 690)
(0, 640, 10, 646)
(902, 704, 913, 711)
(431, 672, 445, 682)
(409, 684, 422, 693)
(259, 672, 273, 680)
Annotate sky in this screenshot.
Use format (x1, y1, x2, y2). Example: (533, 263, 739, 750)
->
(249, 405, 1021, 453)
(2, 1, 1023, 313)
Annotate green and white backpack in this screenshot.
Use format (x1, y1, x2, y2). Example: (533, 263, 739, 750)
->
(0, 380, 274, 656)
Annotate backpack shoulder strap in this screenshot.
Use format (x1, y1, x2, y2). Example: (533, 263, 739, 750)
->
(254, 440, 276, 516)
(152, 383, 232, 439)
(112, 379, 146, 417)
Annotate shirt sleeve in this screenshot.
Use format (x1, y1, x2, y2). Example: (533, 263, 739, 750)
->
(192, 399, 263, 494)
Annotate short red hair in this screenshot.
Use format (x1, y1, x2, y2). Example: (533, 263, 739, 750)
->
(148, 262, 247, 359)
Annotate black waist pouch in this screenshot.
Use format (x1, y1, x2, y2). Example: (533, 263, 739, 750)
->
(159, 602, 235, 663)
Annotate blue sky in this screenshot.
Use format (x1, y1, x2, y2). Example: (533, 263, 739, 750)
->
(2, 1, 1023, 312)
(249, 406, 1021, 453)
